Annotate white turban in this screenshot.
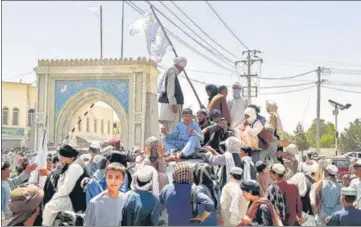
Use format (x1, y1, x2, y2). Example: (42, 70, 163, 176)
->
(302, 160, 319, 174)
(244, 107, 257, 125)
(174, 57, 187, 68)
(285, 144, 298, 156)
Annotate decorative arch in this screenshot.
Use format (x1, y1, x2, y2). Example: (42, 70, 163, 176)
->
(55, 88, 129, 148)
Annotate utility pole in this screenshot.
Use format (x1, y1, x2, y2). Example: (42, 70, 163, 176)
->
(316, 66, 321, 153)
(100, 5, 103, 59)
(121, 1, 125, 58)
(235, 50, 263, 105)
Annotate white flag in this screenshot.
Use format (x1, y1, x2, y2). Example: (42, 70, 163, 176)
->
(129, 10, 170, 63)
(29, 127, 48, 188)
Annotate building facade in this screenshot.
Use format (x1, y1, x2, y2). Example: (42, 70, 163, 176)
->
(1, 82, 37, 149)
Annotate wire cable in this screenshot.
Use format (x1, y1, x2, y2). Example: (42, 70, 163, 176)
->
(145, 1, 235, 68)
(258, 85, 315, 95)
(258, 69, 316, 80)
(126, 1, 235, 73)
(157, 1, 235, 64)
(322, 85, 361, 94)
(205, 1, 249, 50)
(170, 1, 239, 60)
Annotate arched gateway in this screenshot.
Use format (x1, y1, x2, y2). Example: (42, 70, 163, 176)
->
(33, 57, 159, 150)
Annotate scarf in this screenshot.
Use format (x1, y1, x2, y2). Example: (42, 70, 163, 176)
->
(5, 183, 44, 226)
(267, 183, 286, 223)
(237, 198, 282, 226)
(172, 163, 193, 184)
(242, 156, 254, 181)
(224, 137, 242, 182)
(157, 66, 179, 95)
(266, 100, 284, 137)
(131, 165, 160, 197)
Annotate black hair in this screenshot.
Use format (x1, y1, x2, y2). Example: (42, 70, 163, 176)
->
(277, 146, 284, 152)
(182, 108, 193, 116)
(241, 147, 253, 156)
(218, 85, 228, 94)
(52, 156, 60, 164)
(240, 180, 260, 196)
(1, 161, 10, 171)
(344, 195, 356, 203)
(256, 162, 267, 173)
(230, 173, 243, 181)
(205, 84, 218, 102)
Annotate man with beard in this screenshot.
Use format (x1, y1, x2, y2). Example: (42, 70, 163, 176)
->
(228, 82, 247, 129)
(158, 57, 187, 132)
(196, 109, 211, 146)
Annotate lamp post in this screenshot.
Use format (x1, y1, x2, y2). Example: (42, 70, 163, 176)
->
(328, 100, 351, 155)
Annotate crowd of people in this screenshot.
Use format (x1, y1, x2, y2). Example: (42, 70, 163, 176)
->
(1, 57, 361, 226)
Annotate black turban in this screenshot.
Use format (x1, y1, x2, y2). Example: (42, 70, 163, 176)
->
(59, 145, 79, 158)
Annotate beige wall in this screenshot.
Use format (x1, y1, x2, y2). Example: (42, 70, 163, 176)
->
(1, 82, 37, 147)
(69, 104, 116, 145)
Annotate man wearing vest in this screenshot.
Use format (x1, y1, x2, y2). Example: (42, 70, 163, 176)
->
(158, 57, 187, 133)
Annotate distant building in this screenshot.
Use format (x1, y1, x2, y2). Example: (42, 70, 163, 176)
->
(1, 81, 37, 148)
(2, 81, 118, 149)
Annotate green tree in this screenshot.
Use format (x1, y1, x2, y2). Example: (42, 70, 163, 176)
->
(306, 119, 336, 148)
(282, 131, 295, 142)
(339, 119, 361, 153)
(294, 122, 310, 151)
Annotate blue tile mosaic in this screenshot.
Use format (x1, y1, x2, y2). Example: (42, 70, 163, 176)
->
(55, 80, 129, 118)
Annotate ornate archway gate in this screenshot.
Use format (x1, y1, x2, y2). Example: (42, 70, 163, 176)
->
(33, 58, 159, 150)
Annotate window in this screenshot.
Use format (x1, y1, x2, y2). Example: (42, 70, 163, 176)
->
(12, 108, 19, 126)
(94, 119, 97, 133)
(27, 109, 35, 127)
(101, 120, 104, 134)
(2, 107, 9, 125)
(86, 118, 90, 132)
(78, 117, 82, 132)
(108, 121, 111, 134)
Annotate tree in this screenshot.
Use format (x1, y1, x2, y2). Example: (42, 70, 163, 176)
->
(339, 119, 361, 153)
(306, 119, 336, 148)
(293, 122, 310, 151)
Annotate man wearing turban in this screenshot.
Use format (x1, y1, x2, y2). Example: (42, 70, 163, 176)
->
(266, 100, 284, 140)
(228, 82, 248, 129)
(158, 57, 187, 133)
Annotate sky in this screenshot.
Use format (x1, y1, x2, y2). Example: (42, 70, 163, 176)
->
(2, 1, 361, 134)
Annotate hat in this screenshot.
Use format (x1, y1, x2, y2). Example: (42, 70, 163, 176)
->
(341, 187, 357, 196)
(302, 160, 319, 174)
(272, 163, 286, 175)
(325, 164, 338, 176)
(232, 82, 242, 90)
(230, 167, 243, 176)
(59, 144, 79, 158)
(285, 144, 297, 156)
(107, 151, 128, 167)
(354, 159, 361, 168)
(209, 109, 221, 119)
(137, 166, 153, 183)
(174, 57, 187, 68)
(240, 180, 260, 193)
(90, 141, 101, 150)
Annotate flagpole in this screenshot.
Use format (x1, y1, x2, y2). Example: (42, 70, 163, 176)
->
(100, 5, 103, 59)
(121, 0, 125, 58)
(150, 6, 205, 109)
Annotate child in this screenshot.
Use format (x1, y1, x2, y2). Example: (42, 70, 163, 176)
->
(84, 162, 128, 226)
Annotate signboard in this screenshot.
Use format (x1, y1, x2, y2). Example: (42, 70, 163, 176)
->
(1, 127, 25, 136)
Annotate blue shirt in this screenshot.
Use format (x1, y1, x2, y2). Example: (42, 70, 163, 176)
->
(122, 191, 162, 226)
(86, 173, 128, 205)
(327, 207, 361, 226)
(159, 183, 214, 226)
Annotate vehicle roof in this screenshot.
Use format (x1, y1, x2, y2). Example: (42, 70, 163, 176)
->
(332, 156, 350, 160)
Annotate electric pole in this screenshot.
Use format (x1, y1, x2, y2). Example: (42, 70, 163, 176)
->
(235, 50, 263, 105)
(316, 66, 321, 153)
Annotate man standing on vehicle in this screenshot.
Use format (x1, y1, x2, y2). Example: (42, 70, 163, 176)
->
(350, 160, 361, 209)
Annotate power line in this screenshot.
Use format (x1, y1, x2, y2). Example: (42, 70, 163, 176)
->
(157, 1, 235, 64)
(258, 69, 316, 80)
(322, 85, 361, 94)
(158, 65, 234, 76)
(170, 1, 239, 60)
(326, 81, 361, 88)
(126, 1, 235, 73)
(145, 1, 234, 68)
(258, 85, 315, 95)
(205, 1, 249, 50)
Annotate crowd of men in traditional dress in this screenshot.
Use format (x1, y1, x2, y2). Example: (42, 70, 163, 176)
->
(2, 56, 361, 226)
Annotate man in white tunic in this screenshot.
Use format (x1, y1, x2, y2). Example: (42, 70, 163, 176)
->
(220, 167, 249, 226)
(228, 82, 247, 130)
(158, 57, 187, 132)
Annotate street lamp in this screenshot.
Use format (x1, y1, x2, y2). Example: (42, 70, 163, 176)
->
(328, 100, 351, 155)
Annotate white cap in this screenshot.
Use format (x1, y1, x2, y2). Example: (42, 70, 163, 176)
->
(302, 160, 319, 174)
(137, 166, 154, 182)
(230, 167, 243, 176)
(341, 187, 357, 196)
(325, 164, 338, 175)
(272, 163, 286, 175)
(285, 144, 297, 156)
(90, 141, 101, 150)
(174, 57, 187, 68)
